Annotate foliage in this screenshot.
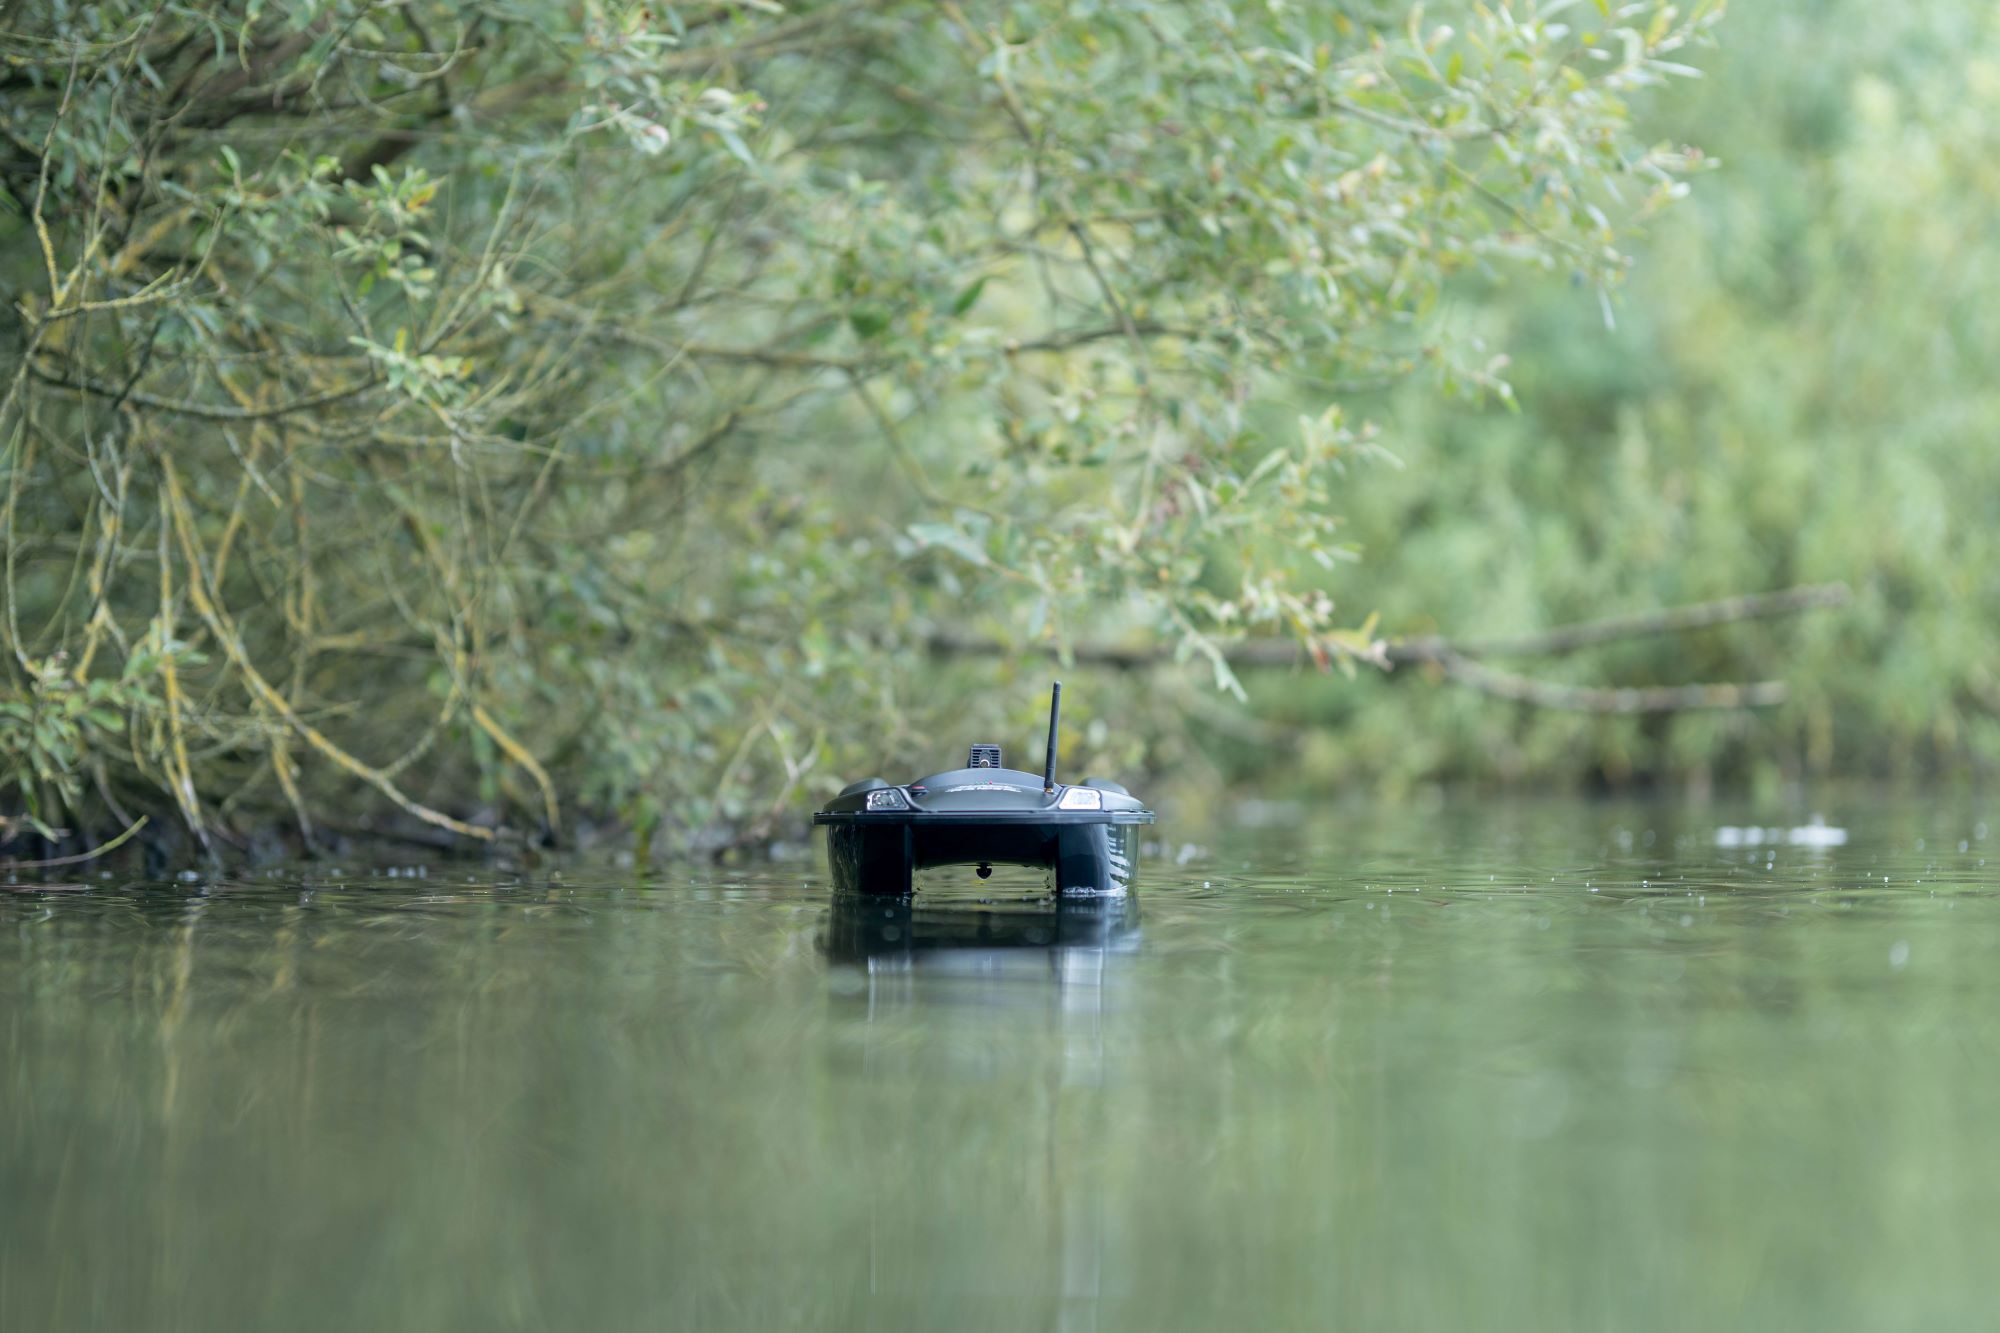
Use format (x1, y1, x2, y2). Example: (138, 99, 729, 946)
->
(1230, 0, 2000, 799)
(0, 0, 1716, 853)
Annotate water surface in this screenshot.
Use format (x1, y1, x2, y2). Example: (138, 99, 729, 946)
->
(5, 798, 1997, 1331)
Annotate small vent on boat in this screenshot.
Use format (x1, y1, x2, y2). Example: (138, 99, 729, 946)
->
(967, 744, 1002, 769)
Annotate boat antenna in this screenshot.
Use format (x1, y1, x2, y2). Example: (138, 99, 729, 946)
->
(1043, 681, 1062, 793)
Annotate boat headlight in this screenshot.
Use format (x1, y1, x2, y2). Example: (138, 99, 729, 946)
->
(864, 787, 910, 811)
(1056, 787, 1102, 811)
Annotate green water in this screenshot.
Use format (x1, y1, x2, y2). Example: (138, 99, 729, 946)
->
(5, 798, 1998, 1331)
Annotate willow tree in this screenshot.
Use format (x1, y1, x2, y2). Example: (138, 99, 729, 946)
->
(0, 0, 1717, 855)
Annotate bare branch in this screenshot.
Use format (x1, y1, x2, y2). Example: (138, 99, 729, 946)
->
(925, 584, 1850, 713)
(30, 363, 377, 421)
(1425, 652, 1788, 714)
(1392, 583, 1852, 662)
(1, 816, 149, 869)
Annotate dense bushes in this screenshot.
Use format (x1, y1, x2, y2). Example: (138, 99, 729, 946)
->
(1, 0, 1715, 854)
(1229, 0, 2000, 799)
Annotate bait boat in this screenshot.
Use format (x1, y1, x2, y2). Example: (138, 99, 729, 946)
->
(813, 683, 1154, 896)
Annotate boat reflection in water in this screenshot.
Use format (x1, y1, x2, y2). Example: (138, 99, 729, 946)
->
(819, 871, 1142, 1026)
(823, 889, 1139, 975)
(820, 885, 1141, 1328)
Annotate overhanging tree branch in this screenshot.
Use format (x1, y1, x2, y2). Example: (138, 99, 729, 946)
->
(1393, 582, 1851, 662)
(925, 584, 1850, 713)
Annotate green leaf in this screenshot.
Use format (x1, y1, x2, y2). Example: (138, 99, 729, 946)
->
(848, 305, 891, 340)
(908, 522, 990, 567)
(950, 276, 990, 316)
(715, 127, 757, 168)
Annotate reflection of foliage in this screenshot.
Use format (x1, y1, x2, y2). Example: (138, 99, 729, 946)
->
(1, 0, 1716, 852)
(1242, 0, 2000, 797)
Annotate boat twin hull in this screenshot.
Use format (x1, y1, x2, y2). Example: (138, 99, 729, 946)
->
(823, 817, 1141, 897)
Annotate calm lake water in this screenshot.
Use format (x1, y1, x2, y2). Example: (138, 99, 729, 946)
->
(5, 796, 1998, 1331)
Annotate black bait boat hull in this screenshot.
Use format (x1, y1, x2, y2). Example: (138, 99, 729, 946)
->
(817, 814, 1144, 897)
(812, 682, 1155, 898)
